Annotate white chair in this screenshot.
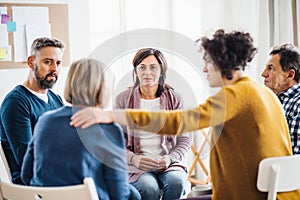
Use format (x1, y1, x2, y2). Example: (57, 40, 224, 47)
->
(0, 177, 99, 200)
(0, 142, 12, 183)
(257, 155, 300, 200)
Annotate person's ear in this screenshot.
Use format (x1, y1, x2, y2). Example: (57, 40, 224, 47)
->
(287, 69, 295, 80)
(27, 56, 35, 69)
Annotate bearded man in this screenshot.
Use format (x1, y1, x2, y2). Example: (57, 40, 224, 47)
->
(0, 37, 64, 184)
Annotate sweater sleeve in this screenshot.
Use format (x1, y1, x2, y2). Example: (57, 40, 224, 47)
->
(20, 138, 34, 185)
(1, 96, 33, 165)
(125, 87, 242, 135)
(114, 91, 135, 164)
(167, 91, 192, 162)
(169, 133, 191, 163)
(125, 107, 201, 135)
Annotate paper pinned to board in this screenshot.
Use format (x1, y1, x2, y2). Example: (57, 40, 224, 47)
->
(0, 45, 12, 61)
(0, 24, 9, 47)
(25, 23, 51, 57)
(12, 6, 51, 62)
(6, 21, 16, 32)
(0, 7, 8, 24)
(0, 7, 7, 14)
(0, 48, 6, 59)
(1, 14, 10, 24)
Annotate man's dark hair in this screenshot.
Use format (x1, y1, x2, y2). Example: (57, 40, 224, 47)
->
(269, 44, 300, 82)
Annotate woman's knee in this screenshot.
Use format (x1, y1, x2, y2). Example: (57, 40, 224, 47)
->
(164, 171, 187, 190)
(132, 174, 161, 198)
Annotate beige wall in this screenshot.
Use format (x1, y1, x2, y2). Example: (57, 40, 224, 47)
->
(0, 0, 90, 104)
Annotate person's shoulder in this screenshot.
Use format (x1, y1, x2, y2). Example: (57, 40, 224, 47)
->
(228, 77, 265, 91)
(47, 89, 63, 99)
(162, 84, 182, 99)
(115, 87, 136, 108)
(288, 85, 300, 107)
(116, 87, 135, 98)
(3, 85, 29, 99)
(290, 83, 300, 98)
(99, 123, 125, 144)
(38, 107, 70, 125)
(1, 85, 32, 106)
(222, 77, 274, 100)
(100, 122, 123, 132)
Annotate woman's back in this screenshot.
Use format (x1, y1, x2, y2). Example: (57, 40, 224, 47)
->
(21, 106, 129, 200)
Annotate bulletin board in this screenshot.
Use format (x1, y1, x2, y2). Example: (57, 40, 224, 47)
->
(0, 3, 70, 69)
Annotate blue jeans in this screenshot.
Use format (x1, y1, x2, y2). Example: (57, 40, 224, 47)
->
(129, 184, 142, 200)
(131, 169, 187, 200)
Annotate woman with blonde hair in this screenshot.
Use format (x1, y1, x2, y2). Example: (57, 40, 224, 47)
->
(21, 58, 131, 200)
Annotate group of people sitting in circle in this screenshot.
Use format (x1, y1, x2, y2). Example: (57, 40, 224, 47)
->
(1, 28, 300, 200)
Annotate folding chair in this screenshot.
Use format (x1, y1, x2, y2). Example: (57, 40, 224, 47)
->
(257, 155, 300, 200)
(0, 142, 12, 183)
(0, 177, 99, 200)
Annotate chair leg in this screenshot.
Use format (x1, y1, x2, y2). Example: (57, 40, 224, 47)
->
(188, 130, 210, 186)
(267, 165, 280, 200)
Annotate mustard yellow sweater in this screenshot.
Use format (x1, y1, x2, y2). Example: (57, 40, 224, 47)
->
(126, 77, 300, 200)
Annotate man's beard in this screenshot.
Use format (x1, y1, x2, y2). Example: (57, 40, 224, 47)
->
(34, 64, 58, 89)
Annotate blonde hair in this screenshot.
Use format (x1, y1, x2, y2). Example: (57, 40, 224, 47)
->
(64, 58, 115, 108)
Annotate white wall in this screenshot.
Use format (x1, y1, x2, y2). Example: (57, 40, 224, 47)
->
(0, 0, 90, 103)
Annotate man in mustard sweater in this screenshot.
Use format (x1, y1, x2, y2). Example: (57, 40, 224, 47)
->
(71, 29, 300, 200)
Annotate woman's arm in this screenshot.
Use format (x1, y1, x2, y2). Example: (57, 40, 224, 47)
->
(70, 107, 201, 134)
(70, 108, 125, 128)
(169, 133, 192, 163)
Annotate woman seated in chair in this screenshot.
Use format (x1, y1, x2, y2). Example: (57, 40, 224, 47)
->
(115, 48, 192, 200)
(21, 58, 132, 200)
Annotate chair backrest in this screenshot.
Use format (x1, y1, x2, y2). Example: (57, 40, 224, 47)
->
(0, 142, 12, 183)
(257, 155, 300, 200)
(0, 177, 99, 200)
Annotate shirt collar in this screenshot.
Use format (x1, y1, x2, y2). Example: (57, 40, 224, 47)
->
(278, 83, 300, 98)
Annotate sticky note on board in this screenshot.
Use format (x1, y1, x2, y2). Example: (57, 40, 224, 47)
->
(0, 7, 8, 15)
(0, 45, 11, 61)
(0, 48, 6, 59)
(1, 14, 10, 24)
(7, 21, 16, 32)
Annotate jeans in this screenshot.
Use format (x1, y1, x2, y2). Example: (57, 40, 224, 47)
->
(131, 168, 187, 200)
(129, 184, 142, 200)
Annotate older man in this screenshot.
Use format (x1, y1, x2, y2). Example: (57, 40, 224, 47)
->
(261, 44, 300, 154)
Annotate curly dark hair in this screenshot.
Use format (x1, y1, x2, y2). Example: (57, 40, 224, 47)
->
(199, 29, 257, 80)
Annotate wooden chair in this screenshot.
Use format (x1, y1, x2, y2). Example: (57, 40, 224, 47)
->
(188, 129, 211, 185)
(0, 142, 12, 183)
(257, 155, 300, 200)
(0, 177, 99, 200)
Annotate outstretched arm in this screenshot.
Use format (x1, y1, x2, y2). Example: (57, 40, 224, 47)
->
(70, 107, 201, 135)
(70, 107, 127, 128)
